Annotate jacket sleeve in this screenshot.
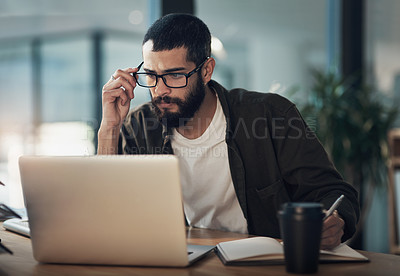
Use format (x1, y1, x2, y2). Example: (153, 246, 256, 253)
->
(119, 112, 140, 154)
(118, 106, 168, 155)
(272, 104, 360, 242)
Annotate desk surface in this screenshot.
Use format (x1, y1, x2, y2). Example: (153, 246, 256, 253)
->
(1, 224, 400, 276)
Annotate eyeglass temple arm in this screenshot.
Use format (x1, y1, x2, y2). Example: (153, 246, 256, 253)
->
(132, 62, 144, 81)
(137, 61, 144, 70)
(187, 57, 210, 77)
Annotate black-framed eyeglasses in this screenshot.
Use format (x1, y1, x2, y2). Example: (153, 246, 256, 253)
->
(134, 57, 209, 88)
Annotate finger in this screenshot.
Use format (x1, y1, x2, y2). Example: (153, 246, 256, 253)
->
(322, 220, 344, 239)
(322, 217, 344, 238)
(321, 213, 345, 249)
(103, 87, 129, 106)
(322, 211, 344, 232)
(321, 225, 343, 248)
(103, 88, 129, 106)
(112, 68, 138, 88)
(321, 240, 341, 250)
(106, 76, 135, 100)
(321, 229, 343, 250)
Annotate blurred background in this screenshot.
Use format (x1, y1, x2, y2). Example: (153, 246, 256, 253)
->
(1, 0, 400, 253)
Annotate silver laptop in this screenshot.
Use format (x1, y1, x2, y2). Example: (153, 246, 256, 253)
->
(18, 155, 214, 267)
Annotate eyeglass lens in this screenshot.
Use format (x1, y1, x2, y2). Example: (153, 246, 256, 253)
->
(136, 73, 187, 88)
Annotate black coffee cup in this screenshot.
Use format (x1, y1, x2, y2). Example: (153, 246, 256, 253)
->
(278, 202, 324, 274)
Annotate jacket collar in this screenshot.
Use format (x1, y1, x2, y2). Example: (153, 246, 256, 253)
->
(209, 80, 234, 140)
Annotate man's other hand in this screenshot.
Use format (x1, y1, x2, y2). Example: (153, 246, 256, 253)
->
(321, 210, 345, 250)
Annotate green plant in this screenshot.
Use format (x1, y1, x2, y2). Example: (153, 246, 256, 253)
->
(299, 69, 398, 243)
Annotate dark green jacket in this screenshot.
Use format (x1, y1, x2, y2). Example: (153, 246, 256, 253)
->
(119, 80, 360, 240)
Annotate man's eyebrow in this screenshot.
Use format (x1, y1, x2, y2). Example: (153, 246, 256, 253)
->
(143, 67, 187, 73)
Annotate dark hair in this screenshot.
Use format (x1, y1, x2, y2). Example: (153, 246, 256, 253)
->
(143, 13, 211, 65)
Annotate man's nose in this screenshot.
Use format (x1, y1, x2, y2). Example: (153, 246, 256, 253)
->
(154, 76, 171, 97)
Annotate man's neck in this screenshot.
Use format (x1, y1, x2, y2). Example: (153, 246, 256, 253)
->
(176, 86, 217, 139)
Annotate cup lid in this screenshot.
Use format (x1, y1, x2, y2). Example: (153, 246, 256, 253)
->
(279, 202, 323, 215)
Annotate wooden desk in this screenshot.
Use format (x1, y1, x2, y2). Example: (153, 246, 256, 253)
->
(1, 225, 400, 276)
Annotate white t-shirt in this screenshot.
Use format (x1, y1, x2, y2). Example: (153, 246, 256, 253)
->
(171, 97, 248, 234)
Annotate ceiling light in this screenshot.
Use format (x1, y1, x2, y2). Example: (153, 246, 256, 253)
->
(128, 10, 143, 25)
(211, 36, 227, 60)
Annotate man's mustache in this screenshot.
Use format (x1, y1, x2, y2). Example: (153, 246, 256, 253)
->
(152, 96, 183, 105)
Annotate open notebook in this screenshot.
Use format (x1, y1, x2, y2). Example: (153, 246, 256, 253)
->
(18, 155, 214, 267)
(216, 237, 369, 266)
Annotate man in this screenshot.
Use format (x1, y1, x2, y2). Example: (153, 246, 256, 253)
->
(98, 13, 359, 250)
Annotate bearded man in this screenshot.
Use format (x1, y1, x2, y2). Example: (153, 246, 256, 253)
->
(98, 13, 359, 250)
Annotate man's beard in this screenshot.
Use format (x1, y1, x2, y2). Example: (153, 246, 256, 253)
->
(151, 76, 206, 128)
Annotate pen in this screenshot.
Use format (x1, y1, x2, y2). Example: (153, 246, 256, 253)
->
(324, 194, 344, 221)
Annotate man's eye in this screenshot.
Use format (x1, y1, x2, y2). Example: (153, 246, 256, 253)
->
(169, 73, 184, 79)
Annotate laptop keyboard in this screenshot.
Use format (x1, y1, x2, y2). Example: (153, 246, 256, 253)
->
(3, 218, 30, 237)
(4, 220, 197, 255)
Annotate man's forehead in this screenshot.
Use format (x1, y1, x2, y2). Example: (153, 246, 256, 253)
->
(142, 40, 154, 54)
(142, 40, 190, 64)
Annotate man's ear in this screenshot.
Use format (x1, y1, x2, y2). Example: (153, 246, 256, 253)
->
(202, 57, 215, 84)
